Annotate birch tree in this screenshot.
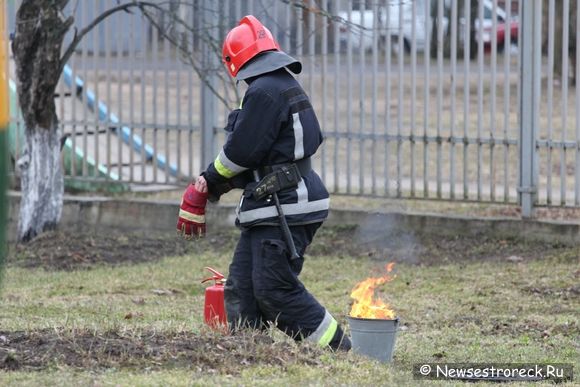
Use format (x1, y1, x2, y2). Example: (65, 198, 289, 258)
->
(11, 0, 161, 241)
(12, 0, 71, 242)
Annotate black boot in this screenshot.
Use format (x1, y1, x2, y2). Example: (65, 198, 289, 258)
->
(328, 325, 351, 352)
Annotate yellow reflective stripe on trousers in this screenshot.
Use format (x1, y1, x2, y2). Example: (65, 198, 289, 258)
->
(178, 209, 205, 223)
(307, 310, 338, 347)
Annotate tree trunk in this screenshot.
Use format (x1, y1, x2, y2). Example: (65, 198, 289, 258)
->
(469, 0, 477, 59)
(430, 0, 438, 58)
(554, 0, 564, 80)
(442, 1, 452, 58)
(16, 126, 64, 241)
(455, 0, 465, 58)
(430, 0, 454, 59)
(570, 1, 577, 85)
(11, 0, 72, 242)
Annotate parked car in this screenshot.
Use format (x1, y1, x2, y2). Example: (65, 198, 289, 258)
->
(477, 4, 518, 52)
(338, 0, 428, 53)
(338, 0, 518, 54)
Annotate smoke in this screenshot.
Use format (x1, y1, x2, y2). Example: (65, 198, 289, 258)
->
(354, 213, 423, 265)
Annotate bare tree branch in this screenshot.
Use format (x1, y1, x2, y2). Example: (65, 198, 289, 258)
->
(71, 0, 80, 15)
(138, 2, 242, 107)
(59, 1, 164, 75)
(138, 6, 234, 107)
(278, 0, 355, 26)
(60, 0, 239, 107)
(56, 0, 69, 11)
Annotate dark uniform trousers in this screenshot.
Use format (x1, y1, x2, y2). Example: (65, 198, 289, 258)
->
(224, 223, 325, 339)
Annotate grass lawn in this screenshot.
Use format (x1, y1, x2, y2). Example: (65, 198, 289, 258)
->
(0, 226, 578, 386)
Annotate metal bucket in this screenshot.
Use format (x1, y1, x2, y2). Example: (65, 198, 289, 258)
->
(347, 317, 399, 362)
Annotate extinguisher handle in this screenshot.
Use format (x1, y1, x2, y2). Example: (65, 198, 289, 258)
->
(201, 275, 222, 283)
(201, 266, 225, 283)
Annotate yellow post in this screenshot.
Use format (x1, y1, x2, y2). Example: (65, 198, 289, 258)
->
(0, 0, 9, 277)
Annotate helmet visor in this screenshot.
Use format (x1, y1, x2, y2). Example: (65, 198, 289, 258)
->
(235, 50, 302, 81)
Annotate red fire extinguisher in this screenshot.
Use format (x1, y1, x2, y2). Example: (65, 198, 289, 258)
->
(201, 267, 227, 329)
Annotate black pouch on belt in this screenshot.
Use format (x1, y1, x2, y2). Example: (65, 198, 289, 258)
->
(252, 164, 301, 201)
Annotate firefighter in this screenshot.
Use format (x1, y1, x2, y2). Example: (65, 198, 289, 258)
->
(177, 15, 351, 351)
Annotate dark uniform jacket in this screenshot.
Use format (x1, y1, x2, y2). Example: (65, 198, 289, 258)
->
(203, 68, 329, 228)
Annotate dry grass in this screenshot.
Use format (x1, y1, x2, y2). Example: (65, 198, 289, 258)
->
(0, 225, 578, 385)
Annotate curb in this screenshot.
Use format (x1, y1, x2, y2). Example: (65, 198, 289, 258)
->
(7, 192, 580, 245)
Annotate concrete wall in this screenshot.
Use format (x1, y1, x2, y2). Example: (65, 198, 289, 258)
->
(7, 192, 580, 245)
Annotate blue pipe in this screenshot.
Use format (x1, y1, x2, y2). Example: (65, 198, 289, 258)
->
(62, 65, 179, 177)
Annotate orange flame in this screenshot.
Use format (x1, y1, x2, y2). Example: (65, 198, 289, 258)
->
(349, 263, 396, 320)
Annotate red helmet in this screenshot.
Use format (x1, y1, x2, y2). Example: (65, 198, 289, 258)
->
(222, 15, 279, 78)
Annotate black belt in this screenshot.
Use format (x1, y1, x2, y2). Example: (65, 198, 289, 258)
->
(257, 157, 311, 179)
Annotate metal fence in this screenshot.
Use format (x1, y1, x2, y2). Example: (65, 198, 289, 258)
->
(4, 0, 580, 215)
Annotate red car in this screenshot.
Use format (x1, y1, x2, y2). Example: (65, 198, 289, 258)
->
(478, 8, 519, 52)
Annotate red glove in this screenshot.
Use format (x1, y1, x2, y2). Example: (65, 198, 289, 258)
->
(177, 183, 208, 239)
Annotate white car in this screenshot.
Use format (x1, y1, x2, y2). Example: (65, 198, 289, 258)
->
(338, 0, 429, 53)
(338, 0, 512, 54)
